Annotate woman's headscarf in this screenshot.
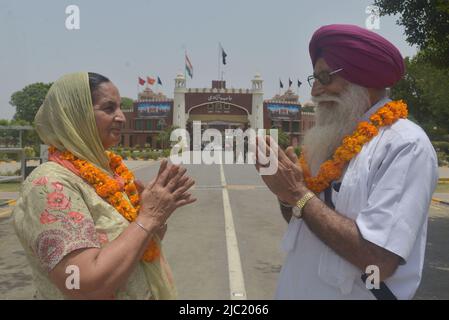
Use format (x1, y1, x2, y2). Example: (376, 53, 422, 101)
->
(34, 72, 111, 173)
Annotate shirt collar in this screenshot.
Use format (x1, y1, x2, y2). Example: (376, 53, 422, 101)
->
(361, 96, 391, 122)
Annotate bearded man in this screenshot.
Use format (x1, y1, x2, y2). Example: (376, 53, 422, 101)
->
(257, 24, 438, 299)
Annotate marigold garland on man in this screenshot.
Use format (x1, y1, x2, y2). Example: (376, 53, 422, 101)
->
(257, 24, 438, 300)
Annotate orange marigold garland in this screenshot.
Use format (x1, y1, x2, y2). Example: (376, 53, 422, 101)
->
(48, 146, 160, 262)
(299, 100, 408, 194)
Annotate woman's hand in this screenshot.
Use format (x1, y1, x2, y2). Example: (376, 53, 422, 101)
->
(137, 159, 196, 232)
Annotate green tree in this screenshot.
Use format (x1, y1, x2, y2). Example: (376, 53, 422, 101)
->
(120, 97, 134, 110)
(157, 126, 179, 149)
(301, 105, 315, 113)
(390, 54, 449, 138)
(374, 0, 449, 68)
(269, 127, 290, 150)
(0, 119, 39, 155)
(10, 82, 52, 123)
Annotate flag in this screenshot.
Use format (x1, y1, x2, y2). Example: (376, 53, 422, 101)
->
(147, 77, 156, 85)
(138, 77, 145, 85)
(289, 78, 293, 87)
(185, 54, 193, 78)
(297, 80, 302, 88)
(220, 43, 227, 65)
(279, 80, 284, 89)
(157, 76, 162, 85)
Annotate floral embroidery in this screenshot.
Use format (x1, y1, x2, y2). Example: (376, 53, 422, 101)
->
(97, 232, 109, 244)
(46, 191, 71, 210)
(39, 210, 58, 224)
(67, 211, 84, 224)
(35, 218, 100, 271)
(35, 229, 68, 271)
(51, 182, 64, 191)
(32, 178, 102, 271)
(48, 146, 160, 262)
(80, 221, 98, 242)
(33, 176, 49, 186)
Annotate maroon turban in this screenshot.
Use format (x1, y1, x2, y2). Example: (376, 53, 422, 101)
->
(309, 24, 405, 89)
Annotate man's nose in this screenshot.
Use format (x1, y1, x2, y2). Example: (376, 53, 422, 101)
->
(311, 80, 324, 97)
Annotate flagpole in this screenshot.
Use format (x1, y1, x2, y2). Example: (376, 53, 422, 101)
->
(184, 49, 187, 82)
(137, 76, 141, 99)
(218, 43, 221, 80)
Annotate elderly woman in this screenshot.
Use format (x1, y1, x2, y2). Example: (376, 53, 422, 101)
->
(12, 72, 196, 299)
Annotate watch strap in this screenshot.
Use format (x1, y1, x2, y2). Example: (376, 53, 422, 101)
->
(293, 192, 315, 218)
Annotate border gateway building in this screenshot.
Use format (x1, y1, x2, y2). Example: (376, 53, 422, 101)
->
(120, 74, 315, 148)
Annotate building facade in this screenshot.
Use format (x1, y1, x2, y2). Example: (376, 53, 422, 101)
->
(120, 74, 315, 148)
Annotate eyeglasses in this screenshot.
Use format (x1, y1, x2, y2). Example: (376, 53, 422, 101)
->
(307, 68, 343, 87)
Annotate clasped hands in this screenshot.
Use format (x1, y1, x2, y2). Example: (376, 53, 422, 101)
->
(135, 159, 196, 239)
(255, 136, 308, 206)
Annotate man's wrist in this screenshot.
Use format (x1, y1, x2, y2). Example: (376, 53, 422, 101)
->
(291, 191, 316, 219)
(290, 184, 310, 206)
(278, 198, 293, 208)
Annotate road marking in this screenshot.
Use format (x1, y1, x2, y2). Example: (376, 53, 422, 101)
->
(191, 185, 268, 191)
(0, 208, 12, 219)
(220, 163, 247, 300)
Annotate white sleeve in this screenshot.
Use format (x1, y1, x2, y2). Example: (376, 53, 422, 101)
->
(356, 138, 438, 262)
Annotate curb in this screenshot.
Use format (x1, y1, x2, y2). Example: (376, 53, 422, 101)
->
(0, 208, 12, 219)
(0, 199, 16, 208)
(432, 197, 449, 206)
(0, 199, 15, 219)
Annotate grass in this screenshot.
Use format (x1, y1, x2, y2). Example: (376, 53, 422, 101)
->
(435, 183, 449, 193)
(0, 182, 21, 192)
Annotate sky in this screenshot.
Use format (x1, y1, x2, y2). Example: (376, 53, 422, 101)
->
(0, 0, 417, 120)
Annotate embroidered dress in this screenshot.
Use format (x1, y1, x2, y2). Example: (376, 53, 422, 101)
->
(13, 161, 173, 299)
(13, 72, 176, 299)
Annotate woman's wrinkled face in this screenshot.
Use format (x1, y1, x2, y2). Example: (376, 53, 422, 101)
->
(92, 82, 126, 149)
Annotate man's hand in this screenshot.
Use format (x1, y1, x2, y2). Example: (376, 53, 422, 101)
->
(284, 146, 299, 164)
(255, 136, 307, 205)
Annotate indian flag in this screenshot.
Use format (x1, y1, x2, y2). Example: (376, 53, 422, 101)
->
(185, 54, 193, 79)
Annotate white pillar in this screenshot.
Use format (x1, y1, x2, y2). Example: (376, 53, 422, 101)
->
(173, 73, 187, 129)
(251, 73, 264, 130)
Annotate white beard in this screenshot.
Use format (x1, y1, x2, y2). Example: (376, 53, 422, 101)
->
(303, 83, 371, 176)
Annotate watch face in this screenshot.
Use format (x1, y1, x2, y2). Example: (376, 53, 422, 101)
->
(292, 206, 302, 219)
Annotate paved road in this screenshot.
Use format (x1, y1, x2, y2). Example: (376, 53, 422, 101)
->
(0, 160, 448, 299)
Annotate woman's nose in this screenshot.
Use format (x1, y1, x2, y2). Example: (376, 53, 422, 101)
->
(114, 109, 126, 122)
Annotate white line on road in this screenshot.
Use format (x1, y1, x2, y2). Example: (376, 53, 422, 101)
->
(220, 163, 247, 300)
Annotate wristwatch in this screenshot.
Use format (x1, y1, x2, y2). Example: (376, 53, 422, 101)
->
(291, 192, 315, 219)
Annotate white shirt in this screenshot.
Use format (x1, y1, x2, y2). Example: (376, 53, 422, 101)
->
(275, 98, 439, 300)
